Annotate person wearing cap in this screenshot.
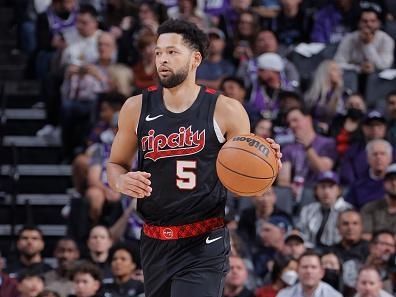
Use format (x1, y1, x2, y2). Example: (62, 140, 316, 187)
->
(334, 8, 394, 74)
(196, 28, 235, 89)
(360, 163, 396, 238)
(354, 266, 393, 297)
(298, 171, 352, 248)
(340, 110, 390, 186)
(247, 52, 295, 122)
(284, 231, 306, 260)
(346, 139, 393, 210)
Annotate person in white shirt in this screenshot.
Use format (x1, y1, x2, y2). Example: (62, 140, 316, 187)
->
(354, 266, 393, 297)
(277, 251, 343, 297)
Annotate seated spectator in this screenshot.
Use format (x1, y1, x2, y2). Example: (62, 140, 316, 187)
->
(329, 93, 366, 158)
(311, 0, 360, 44)
(385, 90, 396, 145)
(168, 0, 207, 28)
(136, 1, 168, 35)
(18, 272, 45, 297)
(366, 231, 395, 286)
(43, 237, 80, 297)
(237, 29, 300, 90)
(335, 8, 394, 73)
(196, 28, 235, 89)
(361, 163, 396, 238)
(269, 0, 311, 46)
(304, 60, 348, 134)
(223, 256, 254, 297)
(86, 225, 113, 280)
(276, 250, 343, 297)
(247, 53, 295, 123)
(354, 266, 393, 297)
(254, 117, 273, 139)
(0, 256, 19, 297)
(252, 217, 292, 280)
(284, 231, 306, 260)
(298, 171, 352, 248)
(102, 243, 144, 297)
(340, 111, 389, 186)
(255, 256, 298, 297)
(321, 252, 344, 293)
(238, 187, 293, 245)
(220, 76, 248, 105)
(6, 226, 52, 278)
(346, 139, 392, 209)
(68, 261, 102, 297)
(103, 0, 137, 40)
(278, 107, 337, 190)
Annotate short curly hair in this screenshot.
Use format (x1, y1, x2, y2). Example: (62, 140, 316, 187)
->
(157, 19, 209, 59)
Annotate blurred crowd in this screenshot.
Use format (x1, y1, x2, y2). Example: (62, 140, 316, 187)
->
(2, 0, 396, 296)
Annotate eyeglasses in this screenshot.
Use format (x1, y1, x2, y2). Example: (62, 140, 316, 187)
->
(375, 241, 395, 248)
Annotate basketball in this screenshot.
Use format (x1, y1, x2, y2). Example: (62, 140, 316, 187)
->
(216, 134, 278, 196)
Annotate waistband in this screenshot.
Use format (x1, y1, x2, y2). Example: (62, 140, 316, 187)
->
(143, 217, 225, 240)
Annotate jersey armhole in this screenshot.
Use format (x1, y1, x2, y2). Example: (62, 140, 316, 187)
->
(213, 118, 226, 143)
(136, 91, 148, 138)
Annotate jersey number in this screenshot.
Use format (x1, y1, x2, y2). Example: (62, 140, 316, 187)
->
(176, 161, 197, 190)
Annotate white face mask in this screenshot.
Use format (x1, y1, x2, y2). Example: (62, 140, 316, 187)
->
(281, 270, 298, 286)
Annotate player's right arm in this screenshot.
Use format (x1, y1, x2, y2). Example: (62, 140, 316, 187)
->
(107, 95, 152, 198)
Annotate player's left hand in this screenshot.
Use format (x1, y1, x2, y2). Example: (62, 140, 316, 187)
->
(266, 138, 282, 169)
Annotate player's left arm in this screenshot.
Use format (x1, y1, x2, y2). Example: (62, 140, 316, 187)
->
(214, 95, 282, 167)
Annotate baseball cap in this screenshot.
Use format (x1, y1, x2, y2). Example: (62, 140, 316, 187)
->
(363, 110, 386, 125)
(267, 215, 292, 233)
(385, 163, 396, 179)
(285, 230, 305, 244)
(207, 28, 225, 40)
(317, 171, 339, 184)
(257, 53, 284, 72)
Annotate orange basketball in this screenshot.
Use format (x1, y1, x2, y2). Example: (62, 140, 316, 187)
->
(216, 134, 278, 196)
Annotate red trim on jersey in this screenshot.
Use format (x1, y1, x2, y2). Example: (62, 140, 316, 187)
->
(147, 85, 158, 92)
(143, 217, 224, 240)
(205, 87, 216, 94)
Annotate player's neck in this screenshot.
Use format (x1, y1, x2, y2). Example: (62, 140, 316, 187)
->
(163, 81, 201, 113)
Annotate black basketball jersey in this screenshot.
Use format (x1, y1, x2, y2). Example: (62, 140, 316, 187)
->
(136, 85, 227, 226)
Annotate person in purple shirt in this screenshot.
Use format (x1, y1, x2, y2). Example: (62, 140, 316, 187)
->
(278, 107, 337, 189)
(310, 0, 360, 44)
(345, 139, 392, 209)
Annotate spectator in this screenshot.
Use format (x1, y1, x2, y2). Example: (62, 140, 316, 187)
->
(137, 1, 168, 35)
(366, 231, 395, 284)
(346, 139, 392, 210)
(103, 0, 137, 39)
(255, 256, 298, 297)
(270, 0, 311, 46)
(102, 243, 144, 297)
(304, 60, 348, 134)
(361, 163, 396, 237)
(311, 0, 360, 44)
(220, 76, 248, 105)
(86, 225, 113, 280)
(197, 28, 235, 89)
(38, 291, 61, 297)
(340, 111, 389, 186)
(43, 237, 80, 297)
(354, 266, 393, 297)
(247, 53, 294, 123)
(61, 5, 101, 67)
(298, 171, 352, 248)
(68, 261, 102, 297)
(238, 187, 293, 245)
(284, 231, 306, 260)
(278, 107, 337, 189)
(254, 117, 273, 139)
(6, 226, 52, 278)
(223, 255, 254, 297)
(276, 251, 342, 297)
(0, 253, 19, 297)
(385, 90, 396, 145)
(18, 272, 45, 297)
(329, 93, 366, 158)
(168, 0, 207, 28)
(335, 8, 394, 73)
(321, 252, 344, 292)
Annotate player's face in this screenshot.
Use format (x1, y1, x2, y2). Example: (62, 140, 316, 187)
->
(155, 33, 199, 88)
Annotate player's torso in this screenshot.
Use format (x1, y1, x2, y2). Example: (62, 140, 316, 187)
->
(136, 85, 226, 225)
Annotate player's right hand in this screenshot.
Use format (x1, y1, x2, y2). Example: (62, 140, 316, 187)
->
(115, 171, 152, 198)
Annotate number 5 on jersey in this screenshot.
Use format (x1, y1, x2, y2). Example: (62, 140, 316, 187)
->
(176, 161, 197, 190)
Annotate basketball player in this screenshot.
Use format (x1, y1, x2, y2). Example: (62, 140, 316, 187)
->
(107, 19, 282, 297)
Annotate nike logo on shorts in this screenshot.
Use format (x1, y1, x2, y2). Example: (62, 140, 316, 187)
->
(145, 114, 163, 121)
(205, 236, 222, 244)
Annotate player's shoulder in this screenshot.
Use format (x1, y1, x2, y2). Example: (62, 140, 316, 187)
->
(215, 94, 245, 114)
(118, 94, 143, 128)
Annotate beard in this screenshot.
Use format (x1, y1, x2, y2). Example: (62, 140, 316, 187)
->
(158, 64, 189, 89)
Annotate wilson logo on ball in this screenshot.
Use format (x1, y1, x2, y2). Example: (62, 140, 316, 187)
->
(232, 136, 270, 157)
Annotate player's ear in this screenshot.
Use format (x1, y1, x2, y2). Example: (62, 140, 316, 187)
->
(192, 51, 202, 68)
